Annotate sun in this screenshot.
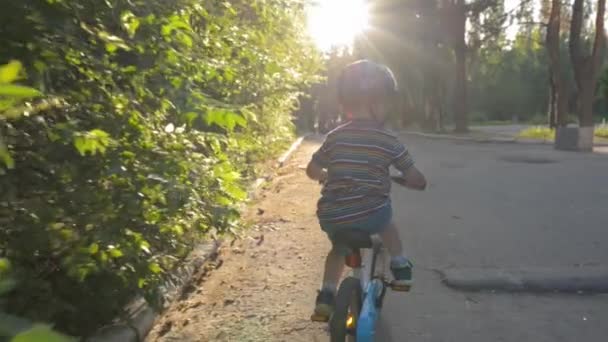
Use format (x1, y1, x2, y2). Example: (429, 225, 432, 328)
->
(307, 0, 370, 51)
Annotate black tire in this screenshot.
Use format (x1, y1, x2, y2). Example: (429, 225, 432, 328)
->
(330, 277, 363, 342)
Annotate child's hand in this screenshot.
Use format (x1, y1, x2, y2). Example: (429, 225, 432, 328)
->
(307, 160, 327, 183)
(390, 175, 408, 186)
(391, 168, 426, 191)
(318, 170, 328, 184)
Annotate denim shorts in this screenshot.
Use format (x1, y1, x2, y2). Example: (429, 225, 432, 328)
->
(320, 204, 392, 255)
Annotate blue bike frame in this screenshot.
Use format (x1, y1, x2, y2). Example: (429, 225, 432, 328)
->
(356, 279, 385, 341)
(351, 236, 387, 341)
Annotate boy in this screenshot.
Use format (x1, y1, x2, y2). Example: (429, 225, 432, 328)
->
(306, 60, 427, 319)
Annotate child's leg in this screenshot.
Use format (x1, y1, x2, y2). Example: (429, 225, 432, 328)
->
(321, 247, 345, 294)
(379, 221, 405, 258)
(379, 220, 413, 286)
(313, 246, 344, 318)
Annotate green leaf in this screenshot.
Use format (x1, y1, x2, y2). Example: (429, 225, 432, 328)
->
(59, 229, 74, 240)
(224, 69, 235, 82)
(170, 77, 182, 88)
(11, 325, 75, 342)
(161, 15, 192, 37)
(0, 98, 19, 112)
(33, 60, 47, 73)
(122, 66, 137, 73)
(97, 31, 130, 52)
(121, 11, 140, 38)
(213, 163, 240, 181)
(98, 251, 109, 263)
(0, 84, 42, 98)
(224, 183, 247, 201)
(0, 60, 23, 83)
(49, 222, 65, 230)
(105, 43, 118, 53)
(73, 129, 112, 156)
(183, 111, 198, 125)
(214, 195, 233, 206)
(204, 108, 247, 131)
(140, 242, 151, 254)
(108, 246, 123, 258)
(177, 33, 193, 48)
(0, 278, 17, 296)
(241, 108, 258, 123)
(0, 140, 15, 169)
(265, 62, 281, 75)
(148, 262, 162, 274)
(0, 258, 11, 274)
(0, 258, 14, 294)
(88, 243, 99, 255)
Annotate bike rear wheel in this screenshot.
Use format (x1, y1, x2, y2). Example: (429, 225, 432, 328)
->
(330, 277, 363, 342)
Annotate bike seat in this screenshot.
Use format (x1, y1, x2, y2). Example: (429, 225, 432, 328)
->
(332, 230, 373, 249)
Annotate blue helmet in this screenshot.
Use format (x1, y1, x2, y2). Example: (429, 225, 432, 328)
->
(337, 60, 398, 107)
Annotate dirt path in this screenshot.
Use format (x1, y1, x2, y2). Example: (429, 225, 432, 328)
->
(147, 138, 329, 342)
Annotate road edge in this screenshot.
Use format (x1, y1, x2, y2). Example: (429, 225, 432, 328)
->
(400, 130, 608, 148)
(399, 131, 550, 145)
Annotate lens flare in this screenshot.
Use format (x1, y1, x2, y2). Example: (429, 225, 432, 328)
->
(307, 0, 370, 51)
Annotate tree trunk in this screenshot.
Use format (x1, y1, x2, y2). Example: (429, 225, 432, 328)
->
(418, 1, 443, 132)
(546, 0, 567, 128)
(548, 78, 556, 128)
(569, 0, 605, 127)
(453, 0, 468, 133)
(578, 85, 595, 126)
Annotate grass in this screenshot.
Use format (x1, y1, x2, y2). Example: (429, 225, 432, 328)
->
(518, 126, 555, 141)
(596, 125, 608, 139)
(517, 125, 608, 141)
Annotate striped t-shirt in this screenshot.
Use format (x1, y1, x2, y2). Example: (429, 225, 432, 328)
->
(312, 119, 415, 224)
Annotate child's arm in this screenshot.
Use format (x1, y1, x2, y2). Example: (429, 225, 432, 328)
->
(392, 143, 427, 191)
(398, 166, 427, 191)
(307, 141, 330, 183)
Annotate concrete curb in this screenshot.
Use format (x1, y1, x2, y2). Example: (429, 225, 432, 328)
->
(248, 133, 312, 199)
(439, 267, 608, 294)
(87, 242, 220, 342)
(278, 134, 309, 167)
(86, 135, 308, 342)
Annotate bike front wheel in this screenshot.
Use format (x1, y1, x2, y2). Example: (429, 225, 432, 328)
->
(330, 277, 363, 342)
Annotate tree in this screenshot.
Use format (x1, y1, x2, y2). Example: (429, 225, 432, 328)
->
(541, 0, 572, 33)
(569, 0, 605, 132)
(470, 28, 548, 123)
(440, 0, 505, 132)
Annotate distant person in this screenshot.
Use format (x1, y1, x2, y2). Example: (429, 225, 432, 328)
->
(305, 60, 427, 320)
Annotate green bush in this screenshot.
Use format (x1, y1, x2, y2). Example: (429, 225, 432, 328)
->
(0, 0, 321, 336)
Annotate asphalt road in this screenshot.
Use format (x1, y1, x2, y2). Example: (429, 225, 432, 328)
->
(377, 135, 608, 342)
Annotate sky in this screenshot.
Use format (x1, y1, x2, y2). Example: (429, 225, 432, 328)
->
(307, 0, 533, 51)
